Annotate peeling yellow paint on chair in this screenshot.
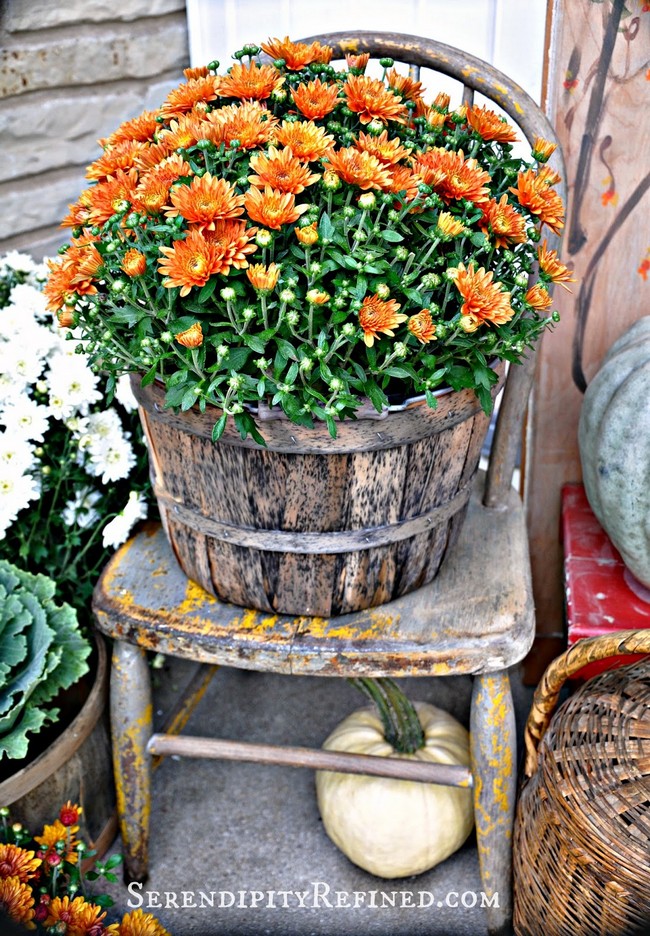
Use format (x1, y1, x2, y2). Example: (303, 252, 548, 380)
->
(177, 578, 214, 616)
(296, 611, 400, 641)
(339, 38, 360, 52)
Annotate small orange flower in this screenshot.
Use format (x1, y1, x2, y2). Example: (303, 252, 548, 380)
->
(466, 104, 518, 143)
(184, 65, 210, 80)
(158, 229, 230, 295)
(34, 819, 79, 861)
(206, 101, 278, 151)
(358, 294, 407, 346)
(0, 844, 41, 883)
(432, 91, 451, 111)
(325, 147, 392, 190)
(306, 289, 330, 304)
(479, 195, 527, 248)
(356, 130, 408, 165)
(166, 173, 245, 229)
(524, 284, 553, 310)
(246, 262, 280, 292)
(510, 168, 565, 234)
(100, 110, 160, 147)
(386, 68, 424, 106)
(175, 322, 204, 347)
(383, 165, 420, 201)
(419, 106, 447, 128)
(345, 52, 370, 72)
(291, 78, 340, 120)
(108, 907, 172, 936)
(44, 895, 107, 935)
(59, 801, 82, 827)
(0, 877, 35, 930)
(537, 240, 575, 290)
(157, 112, 207, 152)
(217, 60, 285, 101)
(57, 309, 75, 327)
(86, 140, 149, 182)
(42, 262, 84, 314)
(295, 222, 318, 245)
(60, 188, 94, 228)
(261, 36, 332, 70)
(343, 75, 409, 125)
(532, 137, 557, 162)
(87, 168, 139, 224)
(248, 146, 320, 194)
(121, 249, 147, 277)
(450, 262, 514, 330)
(135, 154, 193, 214)
(273, 119, 335, 162)
(159, 75, 219, 119)
(244, 185, 309, 229)
(408, 310, 437, 344)
(436, 211, 466, 239)
(413, 148, 491, 205)
(201, 219, 258, 269)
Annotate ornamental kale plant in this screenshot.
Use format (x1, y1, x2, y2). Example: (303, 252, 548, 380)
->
(0, 561, 91, 761)
(44, 37, 573, 442)
(0, 253, 152, 615)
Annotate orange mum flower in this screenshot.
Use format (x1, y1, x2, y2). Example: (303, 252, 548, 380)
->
(510, 168, 565, 234)
(295, 222, 318, 245)
(34, 819, 80, 861)
(100, 110, 160, 147)
(158, 113, 208, 152)
(386, 68, 424, 106)
(158, 230, 230, 295)
(87, 168, 139, 224)
(291, 78, 340, 120)
(408, 309, 437, 344)
(383, 165, 420, 201)
(356, 130, 408, 165)
(358, 294, 407, 346)
(166, 173, 245, 229)
(60, 188, 94, 228)
(537, 240, 575, 290)
(436, 211, 466, 239)
(532, 137, 557, 162)
(466, 104, 518, 143)
(524, 284, 553, 310)
(274, 119, 334, 161)
(86, 140, 149, 182)
(107, 907, 172, 936)
(261, 36, 332, 70)
(217, 60, 284, 101)
(207, 101, 278, 151)
(413, 148, 491, 205)
(246, 262, 281, 292)
(343, 75, 408, 125)
(42, 261, 85, 313)
(159, 75, 219, 119)
(244, 185, 309, 229)
(325, 147, 392, 190)
(479, 195, 527, 248)
(122, 249, 147, 277)
(44, 896, 107, 935)
(175, 322, 203, 347)
(345, 52, 370, 72)
(184, 65, 210, 80)
(134, 154, 192, 214)
(248, 146, 320, 194)
(450, 262, 514, 331)
(0, 844, 41, 883)
(419, 106, 447, 128)
(133, 141, 174, 171)
(0, 877, 35, 930)
(70, 240, 104, 282)
(201, 219, 258, 269)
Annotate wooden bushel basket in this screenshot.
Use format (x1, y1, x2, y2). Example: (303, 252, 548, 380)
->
(131, 368, 503, 617)
(514, 631, 650, 936)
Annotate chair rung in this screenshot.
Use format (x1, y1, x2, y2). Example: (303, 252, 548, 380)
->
(147, 733, 473, 788)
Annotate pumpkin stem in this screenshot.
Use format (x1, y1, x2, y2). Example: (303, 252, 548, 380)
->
(348, 677, 425, 754)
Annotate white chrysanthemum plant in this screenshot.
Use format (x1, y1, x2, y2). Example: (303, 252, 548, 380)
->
(0, 251, 151, 615)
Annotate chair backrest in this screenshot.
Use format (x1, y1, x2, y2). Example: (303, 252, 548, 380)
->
(300, 31, 567, 508)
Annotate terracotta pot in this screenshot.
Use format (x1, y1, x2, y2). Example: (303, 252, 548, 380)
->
(132, 367, 504, 617)
(0, 635, 116, 864)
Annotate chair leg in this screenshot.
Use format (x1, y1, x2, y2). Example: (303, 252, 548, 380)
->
(470, 670, 516, 936)
(110, 640, 153, 883)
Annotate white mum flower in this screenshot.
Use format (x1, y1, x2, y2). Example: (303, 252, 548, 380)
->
(102, 490, 148, 549)
(0, 340, 46, 386)
(8, 282, 49, 321)
(88, 433, 136, 483)
(0, 468, 40, 539)
(62, 488, 102, 529)
(0, 251, 37, 276)
(0, 434, 37, 474)
(0, 397, 50, 442)
(47, 352, 102, 418)
(115, 373, 139, 413)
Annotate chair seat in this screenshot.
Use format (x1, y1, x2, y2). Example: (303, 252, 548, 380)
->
(94, 472, 534, 677)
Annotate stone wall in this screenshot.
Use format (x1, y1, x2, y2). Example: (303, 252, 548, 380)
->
(0, 0, 190, 259)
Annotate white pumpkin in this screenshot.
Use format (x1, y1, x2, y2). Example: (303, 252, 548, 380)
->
(578, 317, 650, 587)
(315, 702, 474, 879)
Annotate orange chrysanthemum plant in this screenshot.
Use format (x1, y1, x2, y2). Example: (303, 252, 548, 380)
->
(0, 805, 170, 934)
(46, 37, 572, 441)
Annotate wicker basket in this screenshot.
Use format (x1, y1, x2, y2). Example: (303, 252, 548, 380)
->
(513, 630, 650, 936)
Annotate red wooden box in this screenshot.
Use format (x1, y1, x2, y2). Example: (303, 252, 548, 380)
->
(562, 484, 650, 680)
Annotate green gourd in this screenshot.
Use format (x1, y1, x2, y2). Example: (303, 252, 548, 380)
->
(578, 317, 650, 588)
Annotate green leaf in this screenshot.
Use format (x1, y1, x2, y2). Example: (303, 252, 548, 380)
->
(181, 387, 200, 410)
(211, 414, 228, 442)
(365, 380, 388, 413)
(139, 363, 158, 388)
(425, 389, 439, 409)
(0, 707, 51, 761)
(109, 306, 147, 325)
(243, 334, 266, 353)
(233, 412, 266, 446)
(353, 275, 368, 300)
(198, 278, 218, 303)
(224, 347, 251, 371)
(470, 232, 488, 248)
(318, 212, 335, 241)
(380, 229, 404, 243)
(383, 366, 412, 379)
(275, 338, 298, 361)
(164, 382, 192, 408)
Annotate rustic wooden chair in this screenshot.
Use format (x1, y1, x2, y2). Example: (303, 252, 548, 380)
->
(93, 32, 566, 936)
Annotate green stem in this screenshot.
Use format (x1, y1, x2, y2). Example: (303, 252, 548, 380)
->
(348, 677, 425, 753)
